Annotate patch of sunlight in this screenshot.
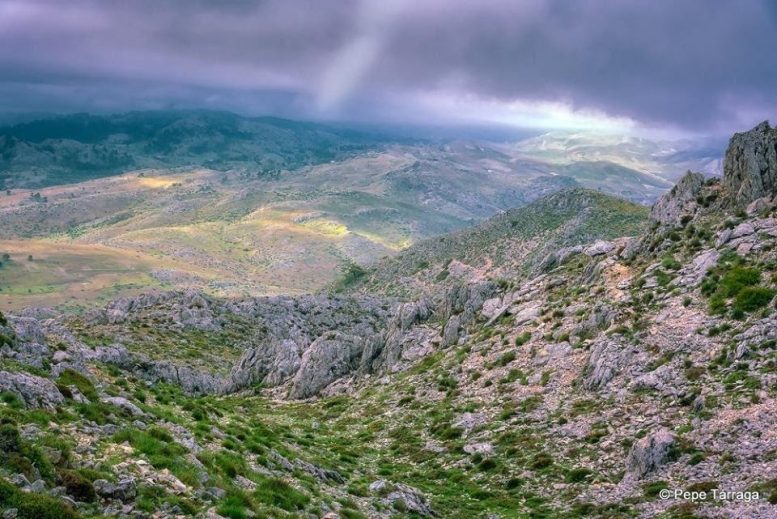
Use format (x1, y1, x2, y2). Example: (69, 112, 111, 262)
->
(299, 219, 350, 237)
(136, 177, 178, 189)
(352, 230, 412, 251)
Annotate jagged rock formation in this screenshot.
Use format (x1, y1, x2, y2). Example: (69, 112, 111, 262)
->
(723, 120, 777, 208)
(649, 170, 704, 225)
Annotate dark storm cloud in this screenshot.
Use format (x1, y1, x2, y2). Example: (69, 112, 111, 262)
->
(0, 0, 775, 134)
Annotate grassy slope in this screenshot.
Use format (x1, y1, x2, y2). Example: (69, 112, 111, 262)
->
(350, 189, 649, 298)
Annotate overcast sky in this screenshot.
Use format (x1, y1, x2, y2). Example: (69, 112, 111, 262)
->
(1, 0, 775, 136)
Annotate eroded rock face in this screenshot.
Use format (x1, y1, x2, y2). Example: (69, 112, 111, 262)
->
(649, 171, 704, 226)
(723, 120, 777, 208)
(229, 339, 302, 390)
(1, 316, 50, 369)
(289, 332, 373, 399)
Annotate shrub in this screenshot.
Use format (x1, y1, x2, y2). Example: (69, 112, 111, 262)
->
(661, 255, 682, 271)
(217, 492, 251, 519)
(59, 470, 96, 502)
(734, 287, 775, 313)
(497, 351, 516, 366)
(719, 267, 761, 297)
(565, 467, 593, 483)
(253, 476, 310, 511)
(0, 391, 22, 409)
(56, 370, 97, 401)
(530, 452, 553, 470)
(334, 263, 367, 291)
(0, 423, 22, 453)
(477, 458, 498, 471)
(643, 480, 669, 498)
(0, 479, 80, 519)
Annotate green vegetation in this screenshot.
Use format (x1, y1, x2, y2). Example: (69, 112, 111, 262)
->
(334, 263, 367, 292)
(0, 479, 80, 519)
(702, 259, 775, 317)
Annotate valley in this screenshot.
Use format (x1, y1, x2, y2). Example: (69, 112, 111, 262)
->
(0, 112, 722, 311)
(0, 120, 775, 518)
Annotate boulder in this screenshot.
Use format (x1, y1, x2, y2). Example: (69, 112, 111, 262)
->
(583, 240, 615, 257)
(625, 428, 677, 478)
(0, 371, 64, 409)
(452, 412, 487, 435)
(369, 480, 435, 517)
(441, 315, 461, 348)
(100, 396, 145, 416)
(93, 477, 137, 502)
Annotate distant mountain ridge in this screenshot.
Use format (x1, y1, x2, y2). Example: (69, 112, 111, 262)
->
(0, 111, 391, 188)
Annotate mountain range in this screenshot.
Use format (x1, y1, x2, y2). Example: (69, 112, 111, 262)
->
(0, 111, 722, 311)
(0, 120, 775, 518)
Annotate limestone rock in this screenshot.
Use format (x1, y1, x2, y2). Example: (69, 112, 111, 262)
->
(0, 370, 64, 409)
(625, 428, 676, 479)
(93, 477, 137, 501)
(583, 240, 615, 257)
(230, 339, 302, 390)
(289, 332, 369, 399)
(672, 249, 720, 287)
(582, 338, 630, 390)
(100, 396, 145, 416)
(369, 480, 435, 517)
(649, 171, 704, 225)
(723, 120, 777, 208)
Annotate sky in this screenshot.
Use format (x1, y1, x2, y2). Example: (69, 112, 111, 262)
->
(0, 0, 776, 137)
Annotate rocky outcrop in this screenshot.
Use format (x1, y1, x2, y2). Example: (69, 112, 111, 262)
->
(625, 428, 677, 479)
(672, 249, 720, 287)
(0, 370, 64, 409)
(583, 337, 630, 390)
(289, 332, 378, 399)
(138, 361, 223, 395)
(223, 294, 442, 397)
(0, 316, 51, 369)
(649, 171, 704, 225)
(93, 477, 137, 502)
(723, 120, 777, 208)
(369, 480, 435, 517)
(229, 339, 302, 390)
(94, 290, 221, 330)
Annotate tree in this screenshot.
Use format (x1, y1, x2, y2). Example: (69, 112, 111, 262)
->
(27, 254, 33, 262)
(1, 253, 9, 261)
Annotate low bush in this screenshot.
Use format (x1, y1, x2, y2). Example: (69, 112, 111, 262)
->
(734, 287, 775, 313)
